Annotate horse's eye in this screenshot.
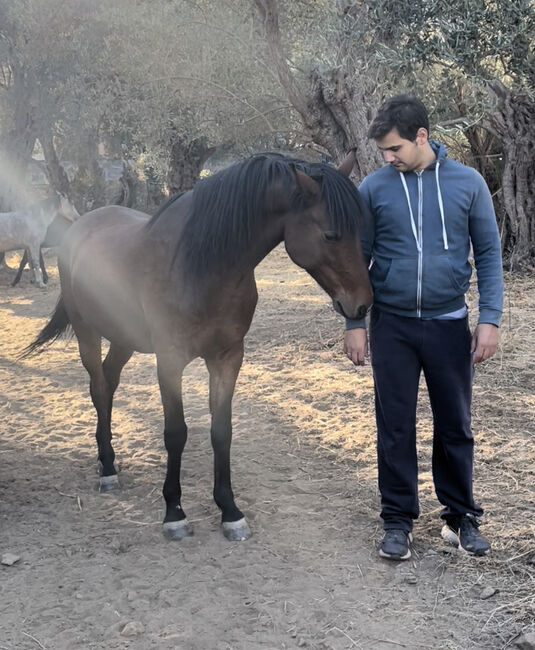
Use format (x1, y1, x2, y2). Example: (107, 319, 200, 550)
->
(323, 231, 341, 242)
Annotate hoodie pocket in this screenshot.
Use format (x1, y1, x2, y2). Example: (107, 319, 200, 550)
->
(371, 256, 418, 310)
(422, 255, 470, 309)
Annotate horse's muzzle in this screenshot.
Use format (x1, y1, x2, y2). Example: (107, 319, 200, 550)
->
(334, 300, 368, 320)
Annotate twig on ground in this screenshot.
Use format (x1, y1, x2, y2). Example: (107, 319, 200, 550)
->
(22, 632, 47, 650)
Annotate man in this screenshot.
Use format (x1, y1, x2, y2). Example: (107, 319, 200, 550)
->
(345, 94, 503, 560)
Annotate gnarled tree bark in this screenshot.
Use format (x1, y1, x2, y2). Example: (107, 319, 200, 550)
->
(253, 0, 382, 180)
(39, 134, 72, 199)
(167, 134, 216, 194)
(489, 82, 535, 268)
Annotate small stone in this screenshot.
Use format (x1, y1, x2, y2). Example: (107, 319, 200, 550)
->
(424, 549, 438, 556)
(297, 638, 308, 647)
(127, 590, 138, 602)
(1, 553, 21, 566)
(480, 586, 498, 600)
(131, 599, 150, 609)
(441, 546, 458, 555)
(513, 631, 535, 649)
(404, 573, 418, 585)
(120, 621, 144, 637)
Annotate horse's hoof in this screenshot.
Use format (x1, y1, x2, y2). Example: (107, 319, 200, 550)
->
(163, 519, 193, 540)
(222, 517, 252, 541)
(99, 474, 120, 492)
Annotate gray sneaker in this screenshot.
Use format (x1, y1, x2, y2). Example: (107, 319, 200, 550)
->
(441, 515, 490, 556)
(379, 529, 413, 560)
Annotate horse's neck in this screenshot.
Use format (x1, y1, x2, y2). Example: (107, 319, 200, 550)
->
(41, 207, 58, 227)
(243, 216, 285, 271)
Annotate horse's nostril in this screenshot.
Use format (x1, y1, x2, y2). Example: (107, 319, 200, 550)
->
(356, 304, 367, 320)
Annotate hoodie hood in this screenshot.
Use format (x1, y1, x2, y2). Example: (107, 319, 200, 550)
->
(428, 139, 448, 167)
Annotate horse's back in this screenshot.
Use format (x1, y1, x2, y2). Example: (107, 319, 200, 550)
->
(64, 205, 148, 237)
(0, 209, 46, 251)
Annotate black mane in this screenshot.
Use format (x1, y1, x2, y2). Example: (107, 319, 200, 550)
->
(147, 153, 366, 277)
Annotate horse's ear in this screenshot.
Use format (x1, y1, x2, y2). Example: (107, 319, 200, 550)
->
(337, 148, 357, 177)
(294, 169, 321, 202)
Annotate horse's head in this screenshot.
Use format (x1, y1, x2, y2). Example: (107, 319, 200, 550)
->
(283, 151, 373, 321)
(57, 194, 80, 222)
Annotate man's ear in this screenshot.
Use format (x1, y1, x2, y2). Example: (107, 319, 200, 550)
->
(337, 148, 357, 177)
(416, 127, 429, 145)
(294, 169, 321, 201)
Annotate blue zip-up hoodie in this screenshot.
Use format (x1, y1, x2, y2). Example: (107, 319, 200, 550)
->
(347, 140, 503, 329)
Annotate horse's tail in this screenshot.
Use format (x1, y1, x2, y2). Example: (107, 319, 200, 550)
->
(20, 295, 72, 358)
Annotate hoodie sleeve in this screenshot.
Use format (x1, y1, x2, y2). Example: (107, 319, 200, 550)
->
(345, 177, 375, 330)
(469, 171, 504, 326)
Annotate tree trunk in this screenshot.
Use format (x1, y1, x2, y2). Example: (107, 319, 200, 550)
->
(70, 133, 106, 211)
(489, 84, 535, 269)
(39, 134, 72, 198)
(253, 0, 382, 180)
(0, 69, 36, 210)
(167, 135, 216, 194)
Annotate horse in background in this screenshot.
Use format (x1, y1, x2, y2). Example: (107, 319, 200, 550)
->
(0, 195, 79, 288)
(11, 197, 81, 287)
(24, 151, 372, 542)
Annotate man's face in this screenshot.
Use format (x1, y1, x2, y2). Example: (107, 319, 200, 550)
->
(375, 127, 427, 172)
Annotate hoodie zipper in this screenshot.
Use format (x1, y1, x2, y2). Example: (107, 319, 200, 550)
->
(416, 171, 423, 317)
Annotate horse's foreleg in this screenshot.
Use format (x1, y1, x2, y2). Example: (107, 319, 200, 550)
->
(39, 249, 48, 284)
(206, 343, 251, 541)
(157, 353, 191, 540)
(27, 244, 45, 288)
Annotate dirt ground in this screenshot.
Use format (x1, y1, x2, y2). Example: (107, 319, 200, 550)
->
(0, 248, 534, 650)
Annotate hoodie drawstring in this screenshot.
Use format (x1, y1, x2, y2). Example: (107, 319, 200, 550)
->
(399, 173, 421, 252)
(435, 161, 449, 250)
(398, 163, 449, 252)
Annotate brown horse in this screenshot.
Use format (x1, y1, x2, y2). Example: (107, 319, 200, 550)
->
(24, 151, 372, 541)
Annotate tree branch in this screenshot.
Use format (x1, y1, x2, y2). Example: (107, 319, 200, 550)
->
(252, 0, 309, 118)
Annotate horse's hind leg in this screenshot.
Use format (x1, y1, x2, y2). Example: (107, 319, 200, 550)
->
(11, 250, 28, 286)
(156, 352, 191, 540)
(75, 325, 125, 491)
(206, 342, 251, 541)
(98, 343, 133, 490)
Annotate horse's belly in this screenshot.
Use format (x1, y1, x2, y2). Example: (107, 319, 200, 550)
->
(68, 255, 153, 353)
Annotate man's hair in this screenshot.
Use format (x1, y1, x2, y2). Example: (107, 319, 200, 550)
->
(368, 94, 429, 141)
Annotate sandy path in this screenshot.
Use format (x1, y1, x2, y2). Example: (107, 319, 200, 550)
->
(0, 250, 533, 650)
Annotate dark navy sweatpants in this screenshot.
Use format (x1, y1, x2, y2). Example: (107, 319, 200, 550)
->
(369, 307, 483, 532)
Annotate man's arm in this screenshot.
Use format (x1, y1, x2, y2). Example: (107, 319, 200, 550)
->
(469, 171, 504, 364)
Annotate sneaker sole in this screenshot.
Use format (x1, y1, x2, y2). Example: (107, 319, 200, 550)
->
(441, 525, 490, 556)
(379, 533, 413, 561)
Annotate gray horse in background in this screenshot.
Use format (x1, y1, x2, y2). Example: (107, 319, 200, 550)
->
(0, 195, 79, 287)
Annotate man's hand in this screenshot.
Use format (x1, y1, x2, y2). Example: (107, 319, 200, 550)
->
(343, 328, 368, 366)
(471, 323, 499, 364)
